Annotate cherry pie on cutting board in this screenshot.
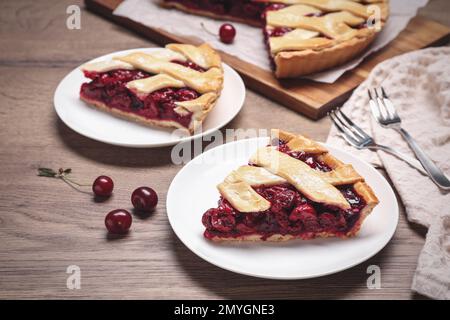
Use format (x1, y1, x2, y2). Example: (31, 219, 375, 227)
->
(202, 130, 379, 241)
(79, 43, 224, 135)
(161, 0, 389, 78)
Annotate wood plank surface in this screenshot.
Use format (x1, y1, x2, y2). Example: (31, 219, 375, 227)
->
(85, 0, 450, 119)
(0, 0, 448, 299)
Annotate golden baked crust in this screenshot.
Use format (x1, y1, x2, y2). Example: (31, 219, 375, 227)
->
(208, 232, 349, 242)
(116, 54, 223, 95)
(166, 43, 223, 69)
(273, 32, 377, 78)
(208, 129, 379, 241)
(264, 0, 389, 21)
(265, 0, 389, 78)
(218, 178, 272, 212)
(249, 147, 352, 210)
(271, 129, 379, 214)
(80, 43, 223, 135)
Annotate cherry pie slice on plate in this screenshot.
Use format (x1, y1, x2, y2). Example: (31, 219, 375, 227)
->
(202, 130, 379, 241)
(79, 43, 224, 134)
(161, 0, 389, 78)
(167, 131, 398, 278)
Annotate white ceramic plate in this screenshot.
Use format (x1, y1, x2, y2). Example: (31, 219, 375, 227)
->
(54, 48, 245, 148)
(167, 137, 399, 280)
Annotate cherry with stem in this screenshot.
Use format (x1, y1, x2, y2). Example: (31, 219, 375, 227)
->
(201, 22, 236, 44)
(37, 167, 114, 197)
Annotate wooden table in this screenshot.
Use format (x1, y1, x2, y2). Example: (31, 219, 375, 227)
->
(0, 0, 448, 299)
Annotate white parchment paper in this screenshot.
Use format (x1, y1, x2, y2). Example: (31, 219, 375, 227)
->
(113, 0, 428, 83)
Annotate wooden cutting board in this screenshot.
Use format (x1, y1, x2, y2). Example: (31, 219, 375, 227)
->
(85, 0, 450, 119)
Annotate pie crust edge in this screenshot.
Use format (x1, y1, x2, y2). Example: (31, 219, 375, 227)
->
(273, 31, 377, 78)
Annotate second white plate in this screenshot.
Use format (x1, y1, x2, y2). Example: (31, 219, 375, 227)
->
(167, 137, 399, 280)
(54, 48, 245, 148)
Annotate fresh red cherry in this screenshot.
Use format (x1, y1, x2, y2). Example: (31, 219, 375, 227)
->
(219, 23, 236, 44)
(92, 175, 114, 197)
(105, 209, 132, 234)
(131, 187, 158, 212)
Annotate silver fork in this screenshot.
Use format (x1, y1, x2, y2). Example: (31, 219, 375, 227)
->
(369, 87, 450, 190)
(328, 108, 427, 175)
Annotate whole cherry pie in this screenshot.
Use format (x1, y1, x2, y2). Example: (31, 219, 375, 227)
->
(79, 43, 224, 134)
(161, 0, 389, 78)
(202, 130, 379, 241)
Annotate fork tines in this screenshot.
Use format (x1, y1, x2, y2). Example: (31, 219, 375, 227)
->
(328, 108, 373, 148)
(368, 87, 400, 124)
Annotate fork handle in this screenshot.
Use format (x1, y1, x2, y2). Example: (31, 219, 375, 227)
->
(396, 128, 450, 190)
(368, 145, 427, 175)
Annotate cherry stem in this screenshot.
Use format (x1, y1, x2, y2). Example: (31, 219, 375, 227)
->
(59, 176, 92, 195)
(37, 167, 92, 194)
(200, 22, 217, 37)
(61, 175, 90, 187)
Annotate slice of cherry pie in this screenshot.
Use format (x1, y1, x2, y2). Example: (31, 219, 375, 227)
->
(202, 130, 379, 241)
(161, 0, 389, 78)
(79, 43, 224, 134)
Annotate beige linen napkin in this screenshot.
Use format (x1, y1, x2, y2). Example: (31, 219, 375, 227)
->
(327, 47, 450, 300)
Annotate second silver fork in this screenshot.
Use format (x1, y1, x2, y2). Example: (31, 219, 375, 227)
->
(329, 108, 427, 175)
(369, 87, 450, 190)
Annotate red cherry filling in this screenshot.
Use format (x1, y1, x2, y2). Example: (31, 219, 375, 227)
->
(272, 139, 332, 172)
(171, 59, 206, 72)
(242, 2, 263, 19)
(202, 184, 365, 240)
(80, 65, 201, 129)
(164, 0, 285, 25)
(355, 22, 369, 29)
(83, 69, 150, 83)
(261, 3, 287, 20)
(305, 12, 325, 17)
(203, 208, 236, 233)
(265, 27, 293, 39)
